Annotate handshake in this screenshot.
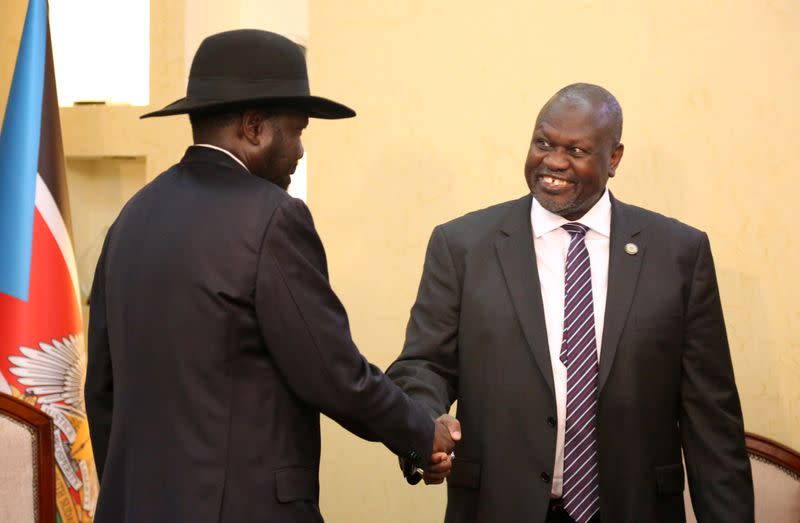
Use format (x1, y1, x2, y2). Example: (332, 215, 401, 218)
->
(415, 414, 461, 485)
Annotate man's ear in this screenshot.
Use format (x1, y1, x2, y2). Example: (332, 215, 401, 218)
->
(241, 109, 274, 147)
(607, 143, 624, 178)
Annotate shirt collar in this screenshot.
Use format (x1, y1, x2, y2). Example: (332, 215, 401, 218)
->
(193, 144, 250, 173)
(530, 188, 611, 238)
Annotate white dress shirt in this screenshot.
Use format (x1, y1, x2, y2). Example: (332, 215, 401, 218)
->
(530, 189, 611, 497)
(194, 143, 250, 173)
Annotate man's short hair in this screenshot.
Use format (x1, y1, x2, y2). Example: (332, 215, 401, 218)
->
(189, 107, 245, 136)
(552, 83, 623, 144)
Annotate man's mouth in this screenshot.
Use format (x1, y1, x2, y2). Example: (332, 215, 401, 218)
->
(537, 174, 575, 190)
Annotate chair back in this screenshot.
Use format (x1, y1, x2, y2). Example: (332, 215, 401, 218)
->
(0, 392, 56, 523)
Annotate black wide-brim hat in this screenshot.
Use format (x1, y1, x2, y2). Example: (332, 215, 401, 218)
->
(141, 29, 354, 119)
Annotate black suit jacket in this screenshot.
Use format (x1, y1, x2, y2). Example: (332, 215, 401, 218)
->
(85, 146, 434, 522)
(388, 193, 753, 522)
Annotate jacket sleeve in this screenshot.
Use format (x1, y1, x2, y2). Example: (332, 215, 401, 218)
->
(254, 197, 433, 469)
(386, 225, 461, 483)
(84, 228, 114, 480)
(387, 225, 460, 422)
(680, 233, 754, 522)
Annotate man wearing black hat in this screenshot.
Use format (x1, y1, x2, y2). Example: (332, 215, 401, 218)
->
(84, 29, 458, 523)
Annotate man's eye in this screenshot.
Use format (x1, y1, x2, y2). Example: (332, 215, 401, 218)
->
(569, 147, 586, 157)
(535, 139, 552, 150)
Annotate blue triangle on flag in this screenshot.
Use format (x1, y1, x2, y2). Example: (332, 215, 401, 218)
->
(0, 0, 48, 301)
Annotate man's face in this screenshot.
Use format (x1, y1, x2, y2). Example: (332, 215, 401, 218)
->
(252, 111, 308, 190)
(524, 99, 623, 220)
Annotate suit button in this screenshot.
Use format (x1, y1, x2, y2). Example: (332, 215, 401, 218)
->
(546, 416, 556, 427)
(541, 472, 551, 483)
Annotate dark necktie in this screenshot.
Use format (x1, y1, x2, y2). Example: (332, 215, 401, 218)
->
(560, 223, 600, 523)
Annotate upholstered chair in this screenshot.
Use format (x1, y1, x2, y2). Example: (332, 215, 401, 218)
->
(0, 392, 56, 523)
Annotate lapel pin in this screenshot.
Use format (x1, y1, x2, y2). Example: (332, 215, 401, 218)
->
(624, 243, 639, 255)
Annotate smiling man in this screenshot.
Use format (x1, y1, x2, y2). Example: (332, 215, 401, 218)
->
(526, 85, 623, 221)
(387, 83, 753, 522)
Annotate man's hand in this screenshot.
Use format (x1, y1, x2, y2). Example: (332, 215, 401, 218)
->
(432, 413, 461, 453)
(426, 414, 461, 484)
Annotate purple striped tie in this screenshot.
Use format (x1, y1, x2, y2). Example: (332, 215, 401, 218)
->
(560, 223, 599, 523)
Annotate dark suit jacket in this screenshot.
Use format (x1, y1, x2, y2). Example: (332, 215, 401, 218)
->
(387, 193, 753, 523)
(85, 146, 433, 523)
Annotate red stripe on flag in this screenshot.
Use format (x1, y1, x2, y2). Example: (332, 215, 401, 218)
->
(0, 207, 81, 391)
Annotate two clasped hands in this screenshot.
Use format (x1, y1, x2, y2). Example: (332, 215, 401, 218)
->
(426, 414, 462, 484)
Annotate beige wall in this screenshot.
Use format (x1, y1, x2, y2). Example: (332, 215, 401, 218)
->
(1, 1, 798, 522)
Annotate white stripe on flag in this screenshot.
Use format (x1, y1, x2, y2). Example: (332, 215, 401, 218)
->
(34, 173, 82, 320)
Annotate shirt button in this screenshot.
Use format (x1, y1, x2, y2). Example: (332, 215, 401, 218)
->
(541, 472, 551, 483)
(546, 416, 556, 427)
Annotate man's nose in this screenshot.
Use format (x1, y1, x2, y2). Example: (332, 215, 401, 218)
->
(298, 141, 305, 160)
(542, 149, 569, 171)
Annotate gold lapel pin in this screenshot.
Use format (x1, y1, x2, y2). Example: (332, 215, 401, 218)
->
(624, 243, 639, 255)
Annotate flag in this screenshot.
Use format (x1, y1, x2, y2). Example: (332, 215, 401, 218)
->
(0, 1, 98, 520)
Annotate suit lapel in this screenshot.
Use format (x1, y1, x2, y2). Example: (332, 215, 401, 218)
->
(598, 195, 646, 392)
(495, 195, 555, 397)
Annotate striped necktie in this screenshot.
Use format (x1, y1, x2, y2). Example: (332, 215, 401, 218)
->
(560, 223, 600, 523)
